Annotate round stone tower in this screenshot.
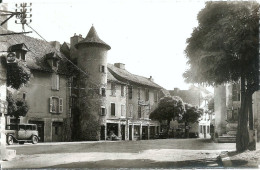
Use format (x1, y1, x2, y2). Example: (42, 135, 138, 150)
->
(75, 26, 111, 141)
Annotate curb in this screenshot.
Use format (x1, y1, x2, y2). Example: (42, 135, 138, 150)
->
(219, 151, 232, 167)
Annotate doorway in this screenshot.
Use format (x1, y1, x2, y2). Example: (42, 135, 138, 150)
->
(28, 120, 44, 142)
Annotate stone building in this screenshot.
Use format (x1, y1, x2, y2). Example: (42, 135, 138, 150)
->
(1, 25, 167, 142)
(68, 26, 166, 141)
(214, 82, 260, 143)
(0, 26, 72, 142)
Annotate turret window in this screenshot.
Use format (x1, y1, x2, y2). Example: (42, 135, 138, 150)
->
(100, 65, 106, 73)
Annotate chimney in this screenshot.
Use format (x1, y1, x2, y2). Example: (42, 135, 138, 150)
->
(114, 63, 125, 69)
(70, 33, 84, 60)
(0, 3, 8, 30)
(49, 41, 61, 50)
(149, 76, 154, 82)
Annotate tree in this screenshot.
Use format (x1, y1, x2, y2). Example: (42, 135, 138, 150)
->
(149, 96, 185, 134)
(7, 92, 29, 124)
(1, 55, 31, 90)
(184, 1, 259, 151)
(179, 104, 203, 138)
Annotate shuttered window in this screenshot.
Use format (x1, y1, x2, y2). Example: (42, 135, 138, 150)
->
(111, 83, 116, 96)
(129, 104, 133, 117)
(128, 86, 133, 99)
(138, 106, 142, 118)
(121, 105, 126, 116)
(145, 89, 149, 101)
(50, 96, 63, 113)
(100, 106, 106, 116)
(121, 85, 125, 97)
(51, 74, 60, 90)
(111, 103, 115, 116)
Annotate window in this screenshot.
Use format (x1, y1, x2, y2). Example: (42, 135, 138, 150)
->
(232, 83, 240, 101)
(121, 85, 125, 97)
(138, 106, 142, 118)
(145, 89, 149, 101)
(121, 105, 126, 116)
(101, 88, 106, 97)
(16, 51, 26, 61)
(19, 125, 25, 130)
(111, 103, 115, 116)
(23, 93, 26, 100)
(100, 65, 106, 73)
(138, 88, 141, 100)
(154, 91, 158, 102)
(51, 74, 60, 90)
(100, 107, 106, 116)
(50, 97, 63, 113)
(55, 126, 59, 135)
(128, 86, 133, 99)
(111, 83, 116, 96)
(10, 118, 20, 124)
(129, 104, 133, 117)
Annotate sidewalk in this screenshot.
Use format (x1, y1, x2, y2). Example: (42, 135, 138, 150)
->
(220, 143, 260, 168)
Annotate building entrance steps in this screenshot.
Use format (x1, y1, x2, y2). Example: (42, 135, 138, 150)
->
(217, 136, 236, 143)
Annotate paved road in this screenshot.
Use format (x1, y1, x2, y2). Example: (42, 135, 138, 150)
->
(2, 138, 235, 169)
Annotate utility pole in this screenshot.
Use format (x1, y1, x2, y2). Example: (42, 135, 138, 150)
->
(15, 3, 32, 31)
(0, 2, 32, 35)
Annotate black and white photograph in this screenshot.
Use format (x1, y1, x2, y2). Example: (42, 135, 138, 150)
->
(0, 0, 260, 169)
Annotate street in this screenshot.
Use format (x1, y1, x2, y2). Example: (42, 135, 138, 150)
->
(2, 138, 235, 169)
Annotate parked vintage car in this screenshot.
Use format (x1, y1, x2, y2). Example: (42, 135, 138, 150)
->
(5, 124, 40, 145)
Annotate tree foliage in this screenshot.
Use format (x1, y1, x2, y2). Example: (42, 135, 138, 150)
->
(150, 96, 185, 123)
(7, 61, 31, 90)
(184, 1, 259, 151)
(7, 92, 29, 120)
(180, 104, 203, 124)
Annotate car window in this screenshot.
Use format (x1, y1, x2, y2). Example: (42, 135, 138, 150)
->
(32, 125, 37, 130)
(19, 125, 25, 130)
(6, 125, 18, 130)
(26, 125, 33, 130)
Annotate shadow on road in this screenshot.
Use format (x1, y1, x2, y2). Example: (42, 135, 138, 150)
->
(46, 158, 223, 169)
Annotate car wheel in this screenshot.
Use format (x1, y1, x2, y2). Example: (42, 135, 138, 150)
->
(32, 136, 38, 144)
(7, 135, 14, 145)
(19, 141, 25, 144)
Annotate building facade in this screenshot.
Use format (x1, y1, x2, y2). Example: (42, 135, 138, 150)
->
(214, 82, 260, 143)
(1, 25, 167, 142)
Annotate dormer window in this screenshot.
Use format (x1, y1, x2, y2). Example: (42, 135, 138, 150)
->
(16, 50, 26, 61)
(45, 52, 60, 71)
(8, 43, 28, 61)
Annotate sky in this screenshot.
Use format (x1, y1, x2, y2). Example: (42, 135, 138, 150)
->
(3, 0, 208, 91)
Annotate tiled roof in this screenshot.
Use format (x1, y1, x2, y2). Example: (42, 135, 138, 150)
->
(107, 71, 126, 84)
(0, 27, 70, 75)
(75, 26, 111, 50)
(107, 63, 162, 89)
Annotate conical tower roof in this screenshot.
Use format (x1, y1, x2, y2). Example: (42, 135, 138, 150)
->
(75, 26, 111, 50)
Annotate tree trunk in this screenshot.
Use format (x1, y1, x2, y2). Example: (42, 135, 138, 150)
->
(167, 119, 171, 138)
(248, 93, 253, 130)
(236, 76, 249, 152)
(185, 122, 189, 138)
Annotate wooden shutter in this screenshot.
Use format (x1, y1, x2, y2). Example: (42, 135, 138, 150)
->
(49, 97, 53, 113)
(59, 98, 63, 113)
(51, 74, 55, 90)
(56, 75, 60, 90)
